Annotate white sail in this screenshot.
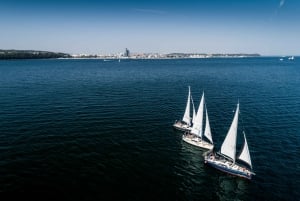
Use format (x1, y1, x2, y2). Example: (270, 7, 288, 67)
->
(204, 108, 213, 144)
(191, 92, 204, 137)
(191, 95, 196, 125)
(220, 103, 239, 162)
(238, 132, 252, 168)
(182, 86, 191, 125)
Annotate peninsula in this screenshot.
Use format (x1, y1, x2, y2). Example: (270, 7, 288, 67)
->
(0, 49, 71, 59)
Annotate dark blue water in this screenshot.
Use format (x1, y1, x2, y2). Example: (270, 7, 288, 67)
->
(0, 58, 299, 200)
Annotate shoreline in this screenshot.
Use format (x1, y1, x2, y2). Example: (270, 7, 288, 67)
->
(0, 49, 262, 60)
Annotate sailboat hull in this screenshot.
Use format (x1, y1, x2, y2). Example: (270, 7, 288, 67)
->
(204, 156, 252, 180)
(173, 120, 192, 132)
(182, 134, 214, 150)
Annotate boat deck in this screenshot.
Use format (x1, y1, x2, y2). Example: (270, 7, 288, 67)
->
(182, 133, 214, 150)
(204, 153, 253, 179)
(173, 120, 191, 132)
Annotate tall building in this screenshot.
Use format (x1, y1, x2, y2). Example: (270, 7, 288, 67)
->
(124, 48, 130, 57)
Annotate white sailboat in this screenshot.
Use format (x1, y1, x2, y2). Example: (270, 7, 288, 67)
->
(182, 92, 214, 150)
(173, 86, 196, 131)
(204, 103, 255, 179)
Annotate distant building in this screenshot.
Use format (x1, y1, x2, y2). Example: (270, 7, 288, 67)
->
(124, 48, 130, 57)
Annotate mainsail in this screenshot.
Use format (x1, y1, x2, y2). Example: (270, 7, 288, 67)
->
(238, 132, 252, 168)
(182, 86, 191, 126)
(191, 93, 204, 138)
(204, 108, 213, 144)
(220, 103, 239, 162)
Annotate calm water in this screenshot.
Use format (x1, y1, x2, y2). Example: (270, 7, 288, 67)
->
(0, 58, 299, 200)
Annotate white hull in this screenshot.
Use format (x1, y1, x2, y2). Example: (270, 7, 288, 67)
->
(173, 120, 192, 132)
(204, 153, 254, 179)
(182, 134, 214, 150)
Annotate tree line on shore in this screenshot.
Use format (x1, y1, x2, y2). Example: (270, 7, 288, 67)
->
(0, 49, 71, 59)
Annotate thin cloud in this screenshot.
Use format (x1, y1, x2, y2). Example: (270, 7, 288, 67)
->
(279, 0, 285, 8)
(271, 0, 286, 20)
(134, 8, 167, 15)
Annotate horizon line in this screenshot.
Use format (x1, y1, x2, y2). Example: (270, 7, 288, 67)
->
(1, 49, 299, 57)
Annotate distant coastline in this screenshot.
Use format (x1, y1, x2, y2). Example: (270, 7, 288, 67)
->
(0, 49, 260, 60)
(0, 49, 71, 60)
(72, 52, 261, 59)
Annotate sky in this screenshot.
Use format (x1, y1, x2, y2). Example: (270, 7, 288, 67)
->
(0, 0, 299, 55)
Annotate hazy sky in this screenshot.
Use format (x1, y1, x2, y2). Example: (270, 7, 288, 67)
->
(0, 0, 299, 55)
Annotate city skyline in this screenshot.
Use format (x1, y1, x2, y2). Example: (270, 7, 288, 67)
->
(1, 0, 299, 56)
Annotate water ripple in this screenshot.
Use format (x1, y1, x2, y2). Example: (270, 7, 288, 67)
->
(0, 58, 299, 200)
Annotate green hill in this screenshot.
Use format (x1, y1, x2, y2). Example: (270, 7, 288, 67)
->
(0, 49, 71, 59)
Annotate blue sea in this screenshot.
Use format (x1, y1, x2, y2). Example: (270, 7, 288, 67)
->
(0, 58, 299, 200)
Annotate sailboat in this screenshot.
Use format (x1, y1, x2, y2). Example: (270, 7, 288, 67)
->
(173, 86, 196, 132)
(204, 103, 255, 179)
(182, 92, 214, 150)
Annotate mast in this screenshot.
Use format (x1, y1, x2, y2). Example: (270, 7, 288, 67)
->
(220, 103, 239, 163)
(204, 108, 213, 144)
(191, 94, 196, 125)
(238, 132, 252, 168)
(191, 92, 204, 138)
(182, 86, 191, 126)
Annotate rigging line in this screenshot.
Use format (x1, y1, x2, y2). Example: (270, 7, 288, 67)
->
(239, 106, 246, 134)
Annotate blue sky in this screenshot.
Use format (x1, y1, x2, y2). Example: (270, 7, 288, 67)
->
(0, 0, 299, 55)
